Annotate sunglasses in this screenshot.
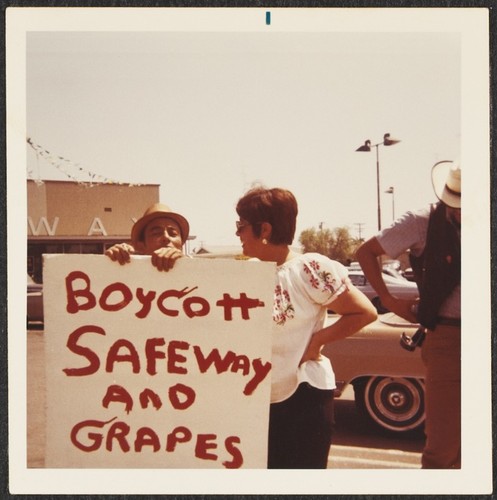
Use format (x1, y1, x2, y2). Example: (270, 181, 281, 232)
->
(235, 220, 252, 231)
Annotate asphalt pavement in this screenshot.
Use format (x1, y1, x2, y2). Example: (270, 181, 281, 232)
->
(27, 328, 45, 468)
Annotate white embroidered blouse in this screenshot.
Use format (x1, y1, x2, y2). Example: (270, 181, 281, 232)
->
(271, 252, 350, 403)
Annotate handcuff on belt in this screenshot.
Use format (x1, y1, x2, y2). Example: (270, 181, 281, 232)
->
(400, 317, 460, 352)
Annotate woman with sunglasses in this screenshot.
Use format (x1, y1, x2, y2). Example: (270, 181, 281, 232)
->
(236, 186, 377, 469)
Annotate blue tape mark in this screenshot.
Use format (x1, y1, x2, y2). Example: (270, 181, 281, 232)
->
(266, 11, 271, 25)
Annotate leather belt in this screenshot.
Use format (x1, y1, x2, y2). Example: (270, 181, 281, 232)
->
(437, 317, 461, 327)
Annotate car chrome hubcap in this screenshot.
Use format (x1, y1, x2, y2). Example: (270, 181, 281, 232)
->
(364, 376, 425, 431)
(388, 391, 405, 408)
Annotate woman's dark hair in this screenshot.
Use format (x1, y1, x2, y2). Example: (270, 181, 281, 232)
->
(236, 186, 298, 245)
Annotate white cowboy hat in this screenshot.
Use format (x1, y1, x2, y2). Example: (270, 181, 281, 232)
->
(431, 160, 461, 208)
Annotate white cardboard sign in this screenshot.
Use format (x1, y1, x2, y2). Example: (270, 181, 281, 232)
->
(43, 255, 275, 469)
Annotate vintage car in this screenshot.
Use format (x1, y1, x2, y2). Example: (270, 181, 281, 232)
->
(347, 269, 419, 314)
(322, 312, 425, 434)
(27, 274, 44, 324)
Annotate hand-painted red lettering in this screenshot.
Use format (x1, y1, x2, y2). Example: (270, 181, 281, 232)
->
(166, 426, 192, 452)
(195, 434, 218, 461)
(216, 293, 265, 321)
(157, 287, 197, 317)
(145, 338, 166, 375)
(65, 271, 96, 313)
(102, 384, 133, 414)
(139, 388, 163, 410)
(183, 296, 210, 318)
(134, 427, 161, 452)
(193, 346, 236, 374)
(99, 282, 133, 311)
(106, 420, 131, 452)
(168, 383, 196, 410)
(70, 417, 117, 452)
(135, 288, 156, 318)
(167, 340, 189, 374)
(106, 339, 141, 373)
(63, 325, 105, 376)
(223, 436, 244, 469)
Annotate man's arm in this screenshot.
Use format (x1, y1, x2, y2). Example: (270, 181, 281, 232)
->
(356, 237, 418, 323)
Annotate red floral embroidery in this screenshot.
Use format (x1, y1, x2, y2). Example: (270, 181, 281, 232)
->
(273, 285, 294, 325)
(304, 260, 339, 294)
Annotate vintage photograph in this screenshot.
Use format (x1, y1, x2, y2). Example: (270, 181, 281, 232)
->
(7, 6, 491, 496)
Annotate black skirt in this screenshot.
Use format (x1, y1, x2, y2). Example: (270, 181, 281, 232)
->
(268, 382, 335, 469)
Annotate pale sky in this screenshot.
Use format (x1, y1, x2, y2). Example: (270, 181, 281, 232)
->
(25, 26, 461, 247)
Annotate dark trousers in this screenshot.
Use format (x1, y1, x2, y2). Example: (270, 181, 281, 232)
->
(268, 382, 334, 469)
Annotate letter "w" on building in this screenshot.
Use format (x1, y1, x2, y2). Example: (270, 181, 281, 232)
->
(28, 216, 59, 236)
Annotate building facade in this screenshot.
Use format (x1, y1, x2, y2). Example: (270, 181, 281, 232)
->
(27, 179, 160, 282)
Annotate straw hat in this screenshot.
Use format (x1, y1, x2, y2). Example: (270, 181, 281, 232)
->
(131, 203, 190, 247)
(431, 160, 461, 208)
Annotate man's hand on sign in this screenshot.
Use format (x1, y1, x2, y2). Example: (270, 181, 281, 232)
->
(105, 243, 183, 272)
(151, 246, 184, 272)
(105, 243, 135, 265)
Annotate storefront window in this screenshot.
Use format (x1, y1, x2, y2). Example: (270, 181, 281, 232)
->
(45, 244, 64, 253)
(81, 243, 103, 254)
(64, 244, 81, 254)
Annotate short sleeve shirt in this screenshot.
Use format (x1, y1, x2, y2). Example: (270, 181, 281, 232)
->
(271, 253, 349, 403)
(378, 208, 430, 259)
(377, 207, 460, 319)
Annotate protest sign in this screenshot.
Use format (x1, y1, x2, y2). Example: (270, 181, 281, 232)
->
(43, 254, 275, 469)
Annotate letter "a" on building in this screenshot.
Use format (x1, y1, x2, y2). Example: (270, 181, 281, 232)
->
(88, 218, 108, 236)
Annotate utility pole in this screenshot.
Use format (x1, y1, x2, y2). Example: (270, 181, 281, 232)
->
(354, 222, 365, 241)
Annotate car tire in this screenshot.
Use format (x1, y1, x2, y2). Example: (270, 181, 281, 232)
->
(354, 376, 425, 433)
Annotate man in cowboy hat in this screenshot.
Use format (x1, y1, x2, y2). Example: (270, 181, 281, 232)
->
(105, 202, 190, 272)
(356, 160, 461, 469)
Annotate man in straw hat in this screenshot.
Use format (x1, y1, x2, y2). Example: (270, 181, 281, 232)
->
(356, 160, 461, 469)
(105, 202, 190, 272)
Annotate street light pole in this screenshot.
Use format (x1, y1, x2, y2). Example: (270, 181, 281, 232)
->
(385, 186, 395, 222)
(356, 133, 400, 231)
(375, 144, 381, 231)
